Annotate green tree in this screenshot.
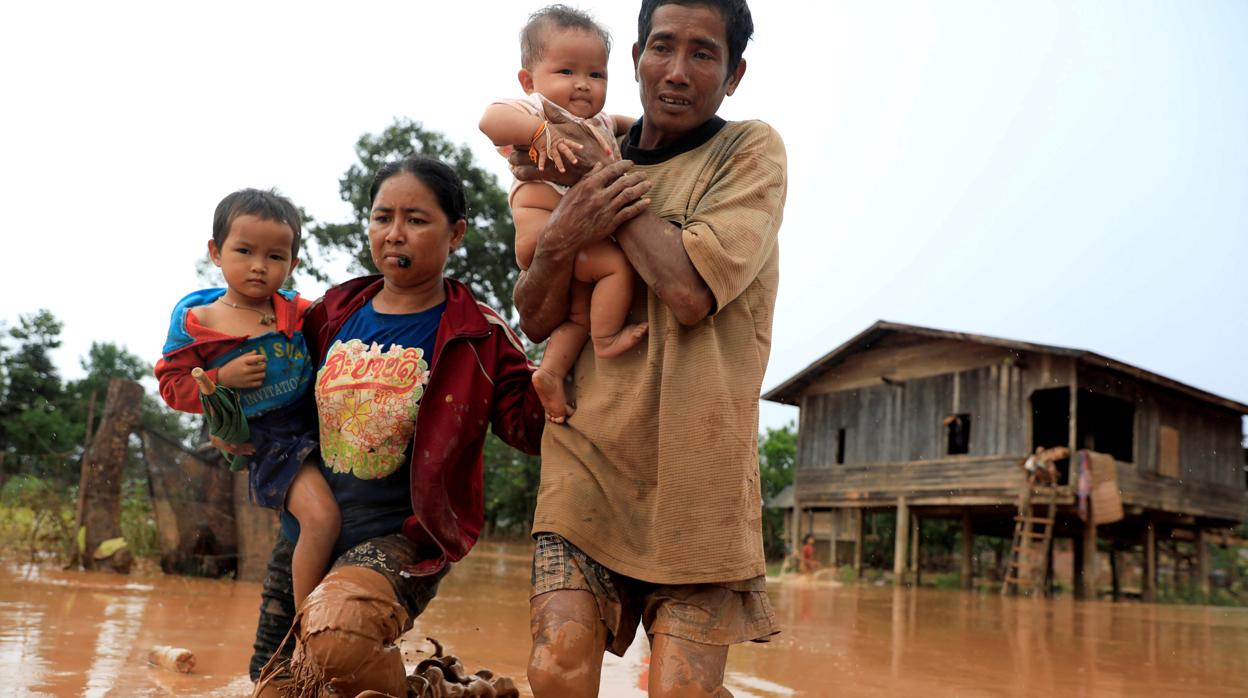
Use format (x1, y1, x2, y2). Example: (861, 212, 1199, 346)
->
(758, 422, 797, 559)
(301, 118, 519, 319)
(482, 433, 541, 537)
(65, 341, 194, 446)
(0, 310, 79, 479)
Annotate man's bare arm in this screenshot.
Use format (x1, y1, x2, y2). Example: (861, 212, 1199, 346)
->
(614, 211, 715, 326)
(514, 161, 652, 341)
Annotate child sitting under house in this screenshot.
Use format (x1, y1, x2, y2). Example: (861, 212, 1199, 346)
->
(480, 4, 647, 423)
(155, 189, 338, 609)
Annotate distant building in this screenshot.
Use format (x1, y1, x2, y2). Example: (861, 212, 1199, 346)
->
(764, 321, 1247, 598)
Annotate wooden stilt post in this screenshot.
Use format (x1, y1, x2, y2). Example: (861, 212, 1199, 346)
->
(853, 508, 865, 579)
(1081, 507, 1097, 600)
(1110, 547, 1121, 602)
(828, 507, 841, 567)
(792, 502, 803, 562)
(910, 511, 921, 586)
(1073, 534, 1085, 599)
(961, 508, 974, 590)
(894, 497, 910, 582)
(1197, 527, 1211, 599)
(1045, 535, 1055, 597)
(1143, 518, 1157, 602)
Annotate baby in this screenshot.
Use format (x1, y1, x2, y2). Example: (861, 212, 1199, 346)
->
(155, 189, 338, 609)
(480, 4, 645, 422)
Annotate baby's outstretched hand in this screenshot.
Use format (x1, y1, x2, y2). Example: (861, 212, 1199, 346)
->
(531, 123, 584, 174)
(217, 351, 267, 389)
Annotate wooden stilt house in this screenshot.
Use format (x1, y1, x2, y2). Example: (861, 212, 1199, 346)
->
(763, 321, 1248, 598)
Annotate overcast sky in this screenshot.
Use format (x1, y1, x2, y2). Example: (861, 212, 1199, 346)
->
(1, 0, 1245, 434)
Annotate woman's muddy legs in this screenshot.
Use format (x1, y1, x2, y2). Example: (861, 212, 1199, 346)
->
(293, 565, 410, 697)
(648, 633, 732, 698)
(528, 589, 608, 697)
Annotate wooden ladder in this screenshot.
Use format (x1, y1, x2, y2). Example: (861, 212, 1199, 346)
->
(1002, 472, 1058, 597)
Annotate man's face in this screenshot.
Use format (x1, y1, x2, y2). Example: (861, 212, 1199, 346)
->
(632, 3, 746, 149)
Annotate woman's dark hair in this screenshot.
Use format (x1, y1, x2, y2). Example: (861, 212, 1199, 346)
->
(368, 156, 467, 223)
(638, 0, 754, 74)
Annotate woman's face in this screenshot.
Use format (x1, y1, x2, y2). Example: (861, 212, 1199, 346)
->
(368, 172, 466, 288)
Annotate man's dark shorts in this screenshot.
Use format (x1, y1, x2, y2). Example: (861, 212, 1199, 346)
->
(531, 533, 778, 656)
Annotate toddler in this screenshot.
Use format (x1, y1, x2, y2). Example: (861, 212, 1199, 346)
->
(480, 4, 645, 422)
(155, 189, 338, 608)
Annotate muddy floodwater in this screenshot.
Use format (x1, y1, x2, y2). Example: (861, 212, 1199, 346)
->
(3, 542, 1248, 697)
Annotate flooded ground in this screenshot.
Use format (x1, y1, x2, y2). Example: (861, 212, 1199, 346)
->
(3, 541, 1248, 697)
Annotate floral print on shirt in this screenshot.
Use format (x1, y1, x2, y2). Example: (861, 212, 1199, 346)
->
(315, 339, 429, 480)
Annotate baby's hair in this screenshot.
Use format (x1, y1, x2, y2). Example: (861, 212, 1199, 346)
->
(520, 4, 612, 70)
(212, 188, 303, 257)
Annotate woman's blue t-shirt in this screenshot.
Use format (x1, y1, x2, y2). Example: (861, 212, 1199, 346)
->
(280, 298, 444, 555)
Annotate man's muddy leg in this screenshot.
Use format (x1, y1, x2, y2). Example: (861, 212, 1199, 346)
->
(648, 633, 732, 698)
(528, 589, 608, 697)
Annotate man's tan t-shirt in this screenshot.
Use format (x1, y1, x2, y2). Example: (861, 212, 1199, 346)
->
(532, 118, 788, 585)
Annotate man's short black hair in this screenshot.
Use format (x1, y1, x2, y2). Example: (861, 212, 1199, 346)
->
(637, 0, 754, 74)
(520, 4, 612, 70)
(212, 188, 302, 257)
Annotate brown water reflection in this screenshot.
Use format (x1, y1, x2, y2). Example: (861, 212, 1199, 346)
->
(3, 542, 1247, 696)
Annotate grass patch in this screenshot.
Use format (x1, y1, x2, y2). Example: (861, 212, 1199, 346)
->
(1, 474, 159, 563)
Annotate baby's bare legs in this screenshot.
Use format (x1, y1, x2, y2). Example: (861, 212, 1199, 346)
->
(285, 463, 340, 609)
(574, 241, 648, 358)
(533, 283, 591, 423)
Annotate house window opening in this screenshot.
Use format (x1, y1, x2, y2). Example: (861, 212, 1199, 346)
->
(1030, 387, 1071, 482)
(945, 414, 971, 455)
(1076, 391, 1135, 463)
(836, 428, 847, 464)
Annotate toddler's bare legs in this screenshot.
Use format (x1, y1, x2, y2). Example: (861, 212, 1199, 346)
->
(533, 283, 592, 423)
(285, 462, 340, 609)
(574, 241, 647, 358)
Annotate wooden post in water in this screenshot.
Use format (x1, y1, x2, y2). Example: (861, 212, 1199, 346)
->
(1196, 527, 1211, 599)
(1143, 518, 1157, 602)
(1109, 547, 1121, 602)
(853, 508, 865, 579)
(909, 512, 921, 586)
(792, 502, 804, 561)
(1073, 534, 1085, 598)
(961, 508, 974, 590)
(894, 497, 910, 582)
(828, 507, 841, 567)
(1080, 502, 1097, 600)
(79, 378, 144, 573)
